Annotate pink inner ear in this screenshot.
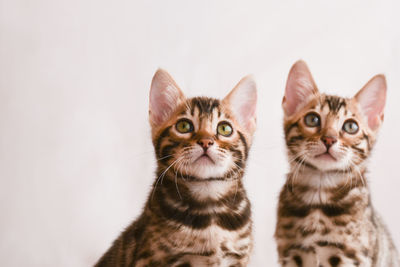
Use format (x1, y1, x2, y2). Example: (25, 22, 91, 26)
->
(283, 60, 317, 116)
(150, 86, 176, 125)
(149, 69, 185, 126)
(355, 75, 387, 130)
(239, 95, 257, 127)
(223, 76, 257, 132)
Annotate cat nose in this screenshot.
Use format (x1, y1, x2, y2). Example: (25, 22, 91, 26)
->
(197, 138, 214, 150)
(321, 136, 337, 149)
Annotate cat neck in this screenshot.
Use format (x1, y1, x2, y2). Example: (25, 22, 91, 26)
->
(152, 167, 245, 203)
(286, 165, 368, 205)
(184, 178, 242, 201)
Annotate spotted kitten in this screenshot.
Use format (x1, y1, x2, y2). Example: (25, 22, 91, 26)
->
(95, 69, 257, 267)
(275, 60, 400, 267)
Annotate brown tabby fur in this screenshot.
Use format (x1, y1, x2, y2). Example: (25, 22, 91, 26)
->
(95, 71, 255, 267)
(275, 61, 399, 267)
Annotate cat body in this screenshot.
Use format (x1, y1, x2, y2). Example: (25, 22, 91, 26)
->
(95, 70, 257, 267)
(275, 61, 400, 267)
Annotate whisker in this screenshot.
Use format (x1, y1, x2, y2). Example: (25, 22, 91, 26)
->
(173, 158, 185, 200)
(151, 157, 182, 200)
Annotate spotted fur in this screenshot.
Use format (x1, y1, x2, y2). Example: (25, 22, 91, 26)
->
(275, 61, 399, 267)
(95, 70, 256, 267)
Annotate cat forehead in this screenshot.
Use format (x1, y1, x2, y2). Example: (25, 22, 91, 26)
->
(308, 94, 355, 116)
(320, 95, 348, 113)
(180, 97, 228, 118)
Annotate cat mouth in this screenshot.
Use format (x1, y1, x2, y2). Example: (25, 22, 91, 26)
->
(315, 151, 337, 161)
(194, 153, 215, 164)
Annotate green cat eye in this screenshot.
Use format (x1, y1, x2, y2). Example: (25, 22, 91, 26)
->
(217, 122, 233, 137)
(304, 112, 321, 127)
(176, 119, 194, 133)
(343, 120, 359, 134)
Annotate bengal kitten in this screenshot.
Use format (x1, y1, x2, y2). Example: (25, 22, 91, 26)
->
(275, 60, 400, 267)
(95, 69, 257, 267)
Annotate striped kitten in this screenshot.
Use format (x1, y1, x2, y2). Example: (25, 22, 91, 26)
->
(275, 60, 400, 267)
(95, 69, 257, 267)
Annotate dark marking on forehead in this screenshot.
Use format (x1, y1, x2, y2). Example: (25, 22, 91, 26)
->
(324, 95, 347, 114)
(190, 97, 220, 116)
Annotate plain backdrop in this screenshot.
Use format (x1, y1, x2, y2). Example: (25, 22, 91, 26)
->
(1, 0, 399, 266)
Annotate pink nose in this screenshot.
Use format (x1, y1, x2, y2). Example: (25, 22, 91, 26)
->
(197, 138, 214, 150)
(321, 136, 337, 148)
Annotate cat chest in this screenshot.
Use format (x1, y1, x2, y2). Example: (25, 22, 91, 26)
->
(173, 224, 251, 252)
(277, 208, 376, 267)
(280, 208, 373, 247)
(138, 224, 252, 266)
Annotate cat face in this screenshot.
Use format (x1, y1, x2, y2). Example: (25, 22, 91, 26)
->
(283, 61, 386, 172)
(149, 69, 257, 180)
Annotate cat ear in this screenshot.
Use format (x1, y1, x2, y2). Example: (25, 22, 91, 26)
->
(354, 74, 387, 131)
(223, 75, 257, 133)
(149, 69, 185, 126)
(282, 60, 319, 116)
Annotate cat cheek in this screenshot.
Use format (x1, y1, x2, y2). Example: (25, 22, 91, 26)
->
(299, 126, 319, 137)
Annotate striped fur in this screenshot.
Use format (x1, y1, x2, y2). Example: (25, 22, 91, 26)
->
(95, 72, 256, 267)
(275, 61, 399, 267)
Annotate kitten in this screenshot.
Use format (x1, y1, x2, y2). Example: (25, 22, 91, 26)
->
(275, 60, 400, 267)
(95, 69, 257, 267)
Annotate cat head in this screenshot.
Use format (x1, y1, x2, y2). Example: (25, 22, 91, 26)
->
(282, 60, 386, 172)
(149, 69, 257, 180)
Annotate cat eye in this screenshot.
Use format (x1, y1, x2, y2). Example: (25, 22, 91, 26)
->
(217, 122, 233, 137)
(304, 112, 321, 127)
(342, 120, 359, 134)
(175, 119, 194, 133)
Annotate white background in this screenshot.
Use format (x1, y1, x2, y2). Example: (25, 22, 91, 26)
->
(1, 0, 399, 266)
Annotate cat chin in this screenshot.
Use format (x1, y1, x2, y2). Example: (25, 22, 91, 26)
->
(182, 159, 232, 180)
(306, 157, 350, 172)
(182, 149, 234, 179)
(186, 164, 230, 179)
(295, 146, 351, 172)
